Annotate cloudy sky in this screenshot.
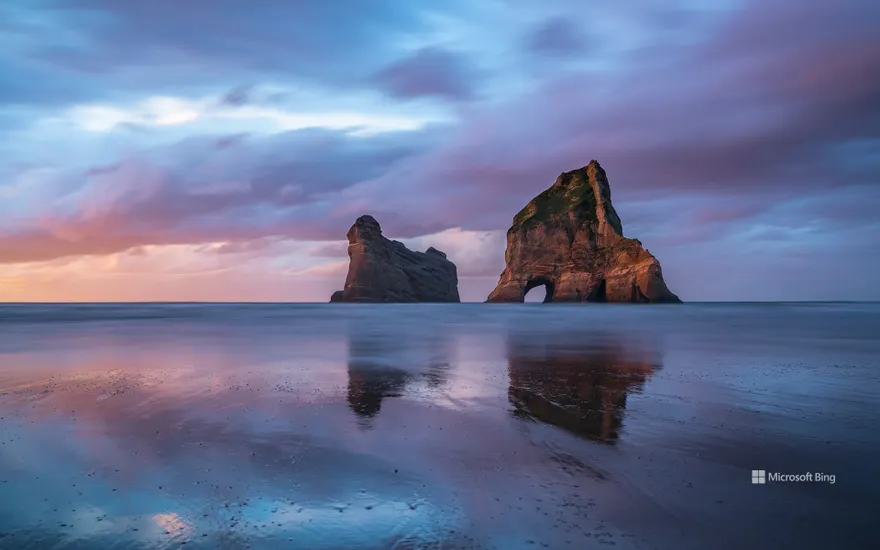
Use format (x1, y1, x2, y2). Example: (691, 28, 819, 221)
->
(0, 0, 878, 302)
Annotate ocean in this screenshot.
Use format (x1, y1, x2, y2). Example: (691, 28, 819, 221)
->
(0, 303, 878, 549)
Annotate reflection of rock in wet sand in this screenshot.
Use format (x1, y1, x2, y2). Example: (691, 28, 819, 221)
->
(507, 335, 660, 443)
(346, 332, 451, 421)
(346, 360, 409, 418)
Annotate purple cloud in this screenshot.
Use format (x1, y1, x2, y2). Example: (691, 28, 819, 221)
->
(1, 0, 878, 301)
(310, 242, 349, 258)
(372, 47, 479, 101)
(1, 0, 455, 107)
(527, 17, 590, 56)
(347, 0, 879, 224)
(0, 128, 440, 263)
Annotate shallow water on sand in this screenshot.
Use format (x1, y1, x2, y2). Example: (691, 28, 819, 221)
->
(0, 303, 878, 549)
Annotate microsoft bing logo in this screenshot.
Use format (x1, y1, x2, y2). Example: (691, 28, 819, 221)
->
(751, 470, 767, 484)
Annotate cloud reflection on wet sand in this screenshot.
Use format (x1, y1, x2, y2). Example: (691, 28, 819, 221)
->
(1, 303, 878, 549)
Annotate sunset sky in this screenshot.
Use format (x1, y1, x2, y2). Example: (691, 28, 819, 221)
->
(1, 0, 878, 302)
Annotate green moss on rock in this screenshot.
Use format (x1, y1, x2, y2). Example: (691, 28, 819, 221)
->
(511, 169, 599, 231)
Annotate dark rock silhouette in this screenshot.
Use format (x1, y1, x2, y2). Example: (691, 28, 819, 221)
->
(346, 362, 410, 419)
(487, 160, 680, 303)
(507, 334, 660, 443)
(346, 331, 451, 425)
(331, 215, 460, 303)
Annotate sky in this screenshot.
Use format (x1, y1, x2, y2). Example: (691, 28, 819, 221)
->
(0, 0, 878, 302)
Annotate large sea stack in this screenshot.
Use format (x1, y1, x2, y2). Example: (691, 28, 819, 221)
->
(330, 215, 461, 303)
(487, 161, 680, 303)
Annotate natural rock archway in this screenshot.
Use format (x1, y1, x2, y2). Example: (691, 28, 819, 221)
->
(487, 160, 680, 303)
(523, 277, 555, 303)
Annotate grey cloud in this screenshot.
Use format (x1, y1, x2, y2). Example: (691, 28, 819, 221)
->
(343, 0, 880, 238)
(0, 127, 442, 263)
(372, 47, 480, 101)
(526, 17, 591, 56)
(11, 0, 452, 105)
(220, 85, 253, 107)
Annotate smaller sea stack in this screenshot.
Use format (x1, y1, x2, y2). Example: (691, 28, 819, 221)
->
(330, 215, 461, 303)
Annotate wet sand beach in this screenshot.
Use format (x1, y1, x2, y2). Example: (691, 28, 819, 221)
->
(0, 303, 878, 549)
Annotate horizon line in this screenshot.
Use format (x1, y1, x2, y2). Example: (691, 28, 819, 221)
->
(0, 300, 877, 305)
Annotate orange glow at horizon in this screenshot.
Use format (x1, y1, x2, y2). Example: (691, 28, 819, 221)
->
(0, 229, 502, 302)
(0, 244, 348, 302)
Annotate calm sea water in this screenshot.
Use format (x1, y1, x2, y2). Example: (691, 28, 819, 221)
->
(0, 303, 878, 550)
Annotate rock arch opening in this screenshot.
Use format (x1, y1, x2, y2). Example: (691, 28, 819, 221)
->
(523, 277, 555, 303)
(586, 279, 607, 302)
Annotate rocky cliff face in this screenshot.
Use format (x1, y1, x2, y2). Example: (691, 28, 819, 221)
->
(330, 215, 460, 303)
(487, 161, 680, 303)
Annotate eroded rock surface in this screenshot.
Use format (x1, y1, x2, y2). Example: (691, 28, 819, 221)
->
(487, 160, 680, 303)
(330, 215, 460, 303)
